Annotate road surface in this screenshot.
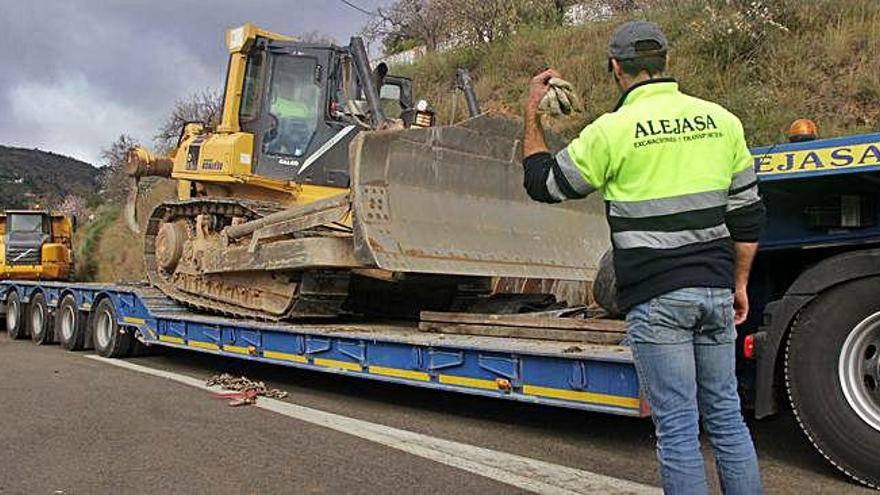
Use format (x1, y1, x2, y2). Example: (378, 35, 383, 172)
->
(0, 334, 870, 494)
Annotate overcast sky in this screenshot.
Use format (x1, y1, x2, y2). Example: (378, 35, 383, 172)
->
(0, 0, 387, 165)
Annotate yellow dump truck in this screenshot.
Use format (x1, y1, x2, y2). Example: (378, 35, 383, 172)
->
(0, 210, 73, 280)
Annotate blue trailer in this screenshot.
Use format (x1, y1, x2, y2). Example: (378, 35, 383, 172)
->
(2, 131, 879, 488)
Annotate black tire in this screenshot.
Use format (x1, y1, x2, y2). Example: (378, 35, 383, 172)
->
(5, 291, 27, 340)
(786, 276, 880, 489)
(56, 295, 87, 351)
(592, 249, 624, 317)
(28, 292, 54, 345)
(90, 298, 132, 358)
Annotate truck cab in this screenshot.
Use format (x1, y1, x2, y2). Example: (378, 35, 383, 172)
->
(0, 210, 73, 280)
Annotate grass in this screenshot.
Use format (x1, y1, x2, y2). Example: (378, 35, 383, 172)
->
(75, 178, 176, 282)
(398, 0, 880, 147)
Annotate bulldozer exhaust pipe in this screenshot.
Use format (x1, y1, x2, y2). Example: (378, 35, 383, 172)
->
(456, 69, 481, 118)
(350, 36, 386, 129)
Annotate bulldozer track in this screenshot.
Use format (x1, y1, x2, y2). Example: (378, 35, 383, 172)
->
(143, 198, 346, 322)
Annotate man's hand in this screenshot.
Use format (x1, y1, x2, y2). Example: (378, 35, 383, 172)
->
(733, 286, 749, 325)
(528, 69, 561, 113)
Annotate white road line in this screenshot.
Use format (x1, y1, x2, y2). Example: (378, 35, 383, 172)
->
(87, 355, 660, 495)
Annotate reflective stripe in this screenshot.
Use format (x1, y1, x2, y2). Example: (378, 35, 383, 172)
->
(727, 185, 761, 211)
(613, 224, 730, 249)
(730, 167, 757, 189)
(609, 189, 727, 218)
(555, 147, 596, 196)
(545, 169, 567, 202)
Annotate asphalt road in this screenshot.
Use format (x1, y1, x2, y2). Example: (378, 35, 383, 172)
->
(0, 334, 872, 494)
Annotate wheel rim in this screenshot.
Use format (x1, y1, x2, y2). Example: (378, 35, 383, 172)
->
(61, 305, 75, 341)
(839, 310, 880, 432)
(95, 310, 113, 349)
(31, 303, 44, 337)
(7, 299, 18, 332)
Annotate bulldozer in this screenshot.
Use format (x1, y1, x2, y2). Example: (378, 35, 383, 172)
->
(0, 210, 73, 281)
(126, 24, 609, 320)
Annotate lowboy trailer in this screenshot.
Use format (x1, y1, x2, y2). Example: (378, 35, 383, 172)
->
(2, 130, 880, 488)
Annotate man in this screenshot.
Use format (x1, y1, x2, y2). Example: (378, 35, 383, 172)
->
(521, 21, 765, 494)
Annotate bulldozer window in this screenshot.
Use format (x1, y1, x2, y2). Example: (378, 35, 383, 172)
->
(240, 52, 265, 123)
(263, 55, 320, 158)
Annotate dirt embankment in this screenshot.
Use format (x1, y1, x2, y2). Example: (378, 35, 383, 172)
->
(74, 179, 176, 282)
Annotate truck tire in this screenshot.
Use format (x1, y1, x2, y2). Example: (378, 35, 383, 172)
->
(90, 298, 132, 358)
(28, 292, 54, 345)
(786, 276, 880, 489)
(5, 291, 27, 340)
(56, 295, 86, 351)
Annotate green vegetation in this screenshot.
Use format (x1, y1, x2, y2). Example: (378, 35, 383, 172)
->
(399, 0, 880, 147)
(73, 205, 119, 281)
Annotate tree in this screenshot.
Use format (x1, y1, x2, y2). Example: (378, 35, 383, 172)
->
(154, 89, 222, 154)
(98, 134, 138, 205)
(297, 30, 338, 44)
(361, 0, 448, 54)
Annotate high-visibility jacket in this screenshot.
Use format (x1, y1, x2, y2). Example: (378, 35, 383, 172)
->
(523, 78, 766, 309)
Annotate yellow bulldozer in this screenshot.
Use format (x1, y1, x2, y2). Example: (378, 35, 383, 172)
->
(0, 210, 73, 281)
(127, 24, 608, 320)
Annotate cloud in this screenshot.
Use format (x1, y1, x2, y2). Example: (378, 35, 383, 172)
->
(0, 0, 385, 165)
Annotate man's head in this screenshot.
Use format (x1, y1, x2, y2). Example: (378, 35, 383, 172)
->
(608, 21, 668, 91)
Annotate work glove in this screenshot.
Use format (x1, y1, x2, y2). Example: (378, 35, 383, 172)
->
(538, 78, 582, 116)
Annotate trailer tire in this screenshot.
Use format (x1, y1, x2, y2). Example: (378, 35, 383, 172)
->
(5, 291, 27, 340)
(56, 295, 87, 351)
(90, 298, 131, 358)
(28, 292, 54, 345)
(786, 276, 880, 489)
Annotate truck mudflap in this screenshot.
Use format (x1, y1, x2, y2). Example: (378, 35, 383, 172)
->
(349, 112, 610, 281)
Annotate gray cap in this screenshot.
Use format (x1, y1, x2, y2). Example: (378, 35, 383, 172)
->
(608, 21, 668, 60)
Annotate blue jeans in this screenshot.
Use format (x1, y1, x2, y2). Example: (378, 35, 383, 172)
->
(626, 287, 762, 495)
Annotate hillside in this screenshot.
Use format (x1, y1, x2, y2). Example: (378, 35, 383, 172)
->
(400, 0, 879, 147)
(0, 146, 100, 209)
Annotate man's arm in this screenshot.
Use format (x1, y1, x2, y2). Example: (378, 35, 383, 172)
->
(733, 242, 758, 325)
(523, 70, 555, 157)
(521, 69, 601, 203)
(726, 117, 766, 324)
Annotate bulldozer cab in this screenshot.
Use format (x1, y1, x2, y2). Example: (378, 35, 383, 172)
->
(231, 35, 413, 188)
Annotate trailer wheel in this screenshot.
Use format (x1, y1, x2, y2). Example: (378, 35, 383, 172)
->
(786, 276, 880, 489)
(5, 291, 27, 340)
(28, 292, 54, 345)
(90, 298, 131, 358)
(56, 295, 87, 351)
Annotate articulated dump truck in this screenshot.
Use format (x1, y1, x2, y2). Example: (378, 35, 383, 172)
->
(127, 24, 609, 321)
(0, 210, 73, 281)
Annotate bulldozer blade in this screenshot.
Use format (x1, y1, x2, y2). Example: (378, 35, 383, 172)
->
(349, 112, 610, 282)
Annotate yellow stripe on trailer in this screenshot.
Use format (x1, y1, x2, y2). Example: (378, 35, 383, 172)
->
(188, 340, 220, 351)
(263, 350, 308, 364)
(368, 366, 429, 382)
(438, 374, 498, 390)
(123, 316, 146, 325)
(223, 345, 251, 355)
(314, 358, 361, 372)
(522, 384, 640, 409)
(159, 335, 184, 345)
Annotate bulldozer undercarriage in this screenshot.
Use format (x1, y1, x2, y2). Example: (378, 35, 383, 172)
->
(144, 197, 489, 320)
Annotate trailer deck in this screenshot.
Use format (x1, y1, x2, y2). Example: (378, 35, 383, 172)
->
(0, 280, 645, 417)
